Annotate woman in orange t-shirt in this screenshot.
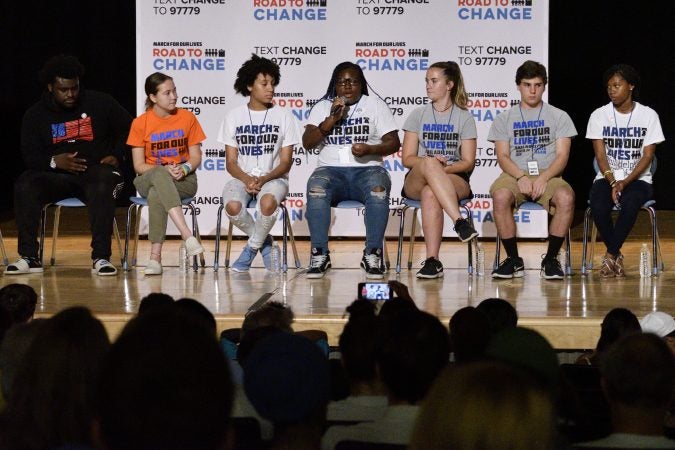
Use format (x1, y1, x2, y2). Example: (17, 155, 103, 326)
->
(126, 72, 205, 275)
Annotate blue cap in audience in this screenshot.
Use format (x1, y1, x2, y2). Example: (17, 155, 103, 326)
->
(243, 332, 329, 423)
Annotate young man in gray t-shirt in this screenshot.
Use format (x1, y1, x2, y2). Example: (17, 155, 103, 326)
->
(488, 60, 577, 280)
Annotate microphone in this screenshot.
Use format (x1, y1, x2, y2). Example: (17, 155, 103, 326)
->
(330, 97, 347, 116)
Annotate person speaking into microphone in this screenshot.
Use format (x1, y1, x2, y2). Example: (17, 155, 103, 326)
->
(302, 62, 400, 280)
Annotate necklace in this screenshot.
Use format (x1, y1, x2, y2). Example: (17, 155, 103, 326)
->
(432, 101, 452, 113)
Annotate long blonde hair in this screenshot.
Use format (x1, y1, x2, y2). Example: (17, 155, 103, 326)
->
(430, 61, 469, 109)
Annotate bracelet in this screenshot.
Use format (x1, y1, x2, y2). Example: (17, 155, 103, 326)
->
(602, 169, 613, 177)
(610, 180, 618, 187)
(181, 162, 192, 176)
(516, 174, 527, 181)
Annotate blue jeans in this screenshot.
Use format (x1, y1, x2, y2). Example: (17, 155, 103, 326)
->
(306, 166, 391, 251)
(589, 178, 652, 255)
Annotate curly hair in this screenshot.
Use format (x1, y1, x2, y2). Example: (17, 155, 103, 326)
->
(233, 54, 280, 97)
(39, 54, 85, 85)
(603, 64, 640, 100)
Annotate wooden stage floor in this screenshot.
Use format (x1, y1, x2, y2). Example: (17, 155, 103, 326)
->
(1, 211, 674, 350)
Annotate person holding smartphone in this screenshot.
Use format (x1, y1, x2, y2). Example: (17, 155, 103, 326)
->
(586, 64, 664, 277)
(401, 61, 478, 279)
(218, 55, 298, 272)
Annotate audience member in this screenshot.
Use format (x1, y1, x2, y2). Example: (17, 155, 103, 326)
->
(485, 326, 560, 394)
(95, 307, 233, 450)
(174, 297, 217, 337)
(244, 332, 330, 450)
(1, 307, 110, 450)
(137, 292, 174, 315)
(328, 300, 387, 422)
(410, 362, 556, 450)
(0, 283, 38, 324)
(476, 297, 518, 336)
(241, 300, 294, 340)
(575, 333, 675, 448)
(0, 320, 47, 404)
(449, 306, 490, 364)
(322, 309, 450, 449)
(576, 308, 641, 365)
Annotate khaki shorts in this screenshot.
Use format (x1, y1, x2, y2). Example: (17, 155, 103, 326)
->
(489, 172, 571, 214)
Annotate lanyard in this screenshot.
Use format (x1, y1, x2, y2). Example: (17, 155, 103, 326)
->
(247, 105, 269, 166)
(608, 103, 634, 152)
(518, 103, 544, 160)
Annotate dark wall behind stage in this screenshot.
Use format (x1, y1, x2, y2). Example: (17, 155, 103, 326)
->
(2, 0, 673, 217)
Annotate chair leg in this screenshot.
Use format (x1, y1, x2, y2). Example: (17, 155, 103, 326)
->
(214, 204, 224, 272)
(286, 212, 301, 269)
(646, 206, 663, 275)
(50, 206, 62, 266)
(187, 204, 200, 272)
(132, 205, 143, 268)
(123, 204, 135, 271)
(0, 229, 8, 266)
(462, 204, 474, 275)
(581, 207, 592, 275)
(493, 235, 502, 270)
(589, 222, 598, 271)
(565, 229, 573, 276)
(407, 207, 418, 270)
(281, 204, 289, 273)
(113, 218, 124, 267)
(39, 205, 50, 266)
(225, 222, 234, 269)
(395, 205, 408, 274)
(383, 237, 390, 271)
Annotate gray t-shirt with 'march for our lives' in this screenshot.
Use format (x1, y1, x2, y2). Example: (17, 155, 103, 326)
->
(488, 102, 577, 171)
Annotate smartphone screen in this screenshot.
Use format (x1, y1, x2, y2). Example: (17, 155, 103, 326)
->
(358, 282, 392, 301)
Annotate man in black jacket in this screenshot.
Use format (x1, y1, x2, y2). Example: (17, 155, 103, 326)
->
(5, 55, 132, 276)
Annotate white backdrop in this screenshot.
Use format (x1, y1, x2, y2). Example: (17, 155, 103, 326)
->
(136, 0, 549, 238)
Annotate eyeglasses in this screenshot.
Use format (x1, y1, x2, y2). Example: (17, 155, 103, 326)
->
(336, 78, 361, 87)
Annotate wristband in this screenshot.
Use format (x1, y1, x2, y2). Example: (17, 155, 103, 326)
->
(181, 162, 192, 176)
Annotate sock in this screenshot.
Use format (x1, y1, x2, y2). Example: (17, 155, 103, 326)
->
(502, 237, 519, 258)
(546, 235, 565, 261)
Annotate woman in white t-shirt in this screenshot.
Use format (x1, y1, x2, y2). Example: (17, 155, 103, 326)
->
(218, 55, 299, 272)
(401, 61, 478, 279)
(586, 64, 665, 277)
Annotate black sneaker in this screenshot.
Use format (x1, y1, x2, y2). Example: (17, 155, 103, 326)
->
(5, 256, 43, 274)
(541, 256, 564, 280)
(307, 248, 331, 279)
(361, 248, 384, 280)
(491, 256, 525, 279)
(454, 218, 478, 243)
(416, 257, 444, 279)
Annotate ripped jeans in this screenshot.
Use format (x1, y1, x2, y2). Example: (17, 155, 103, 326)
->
(306, 165, 391, 252)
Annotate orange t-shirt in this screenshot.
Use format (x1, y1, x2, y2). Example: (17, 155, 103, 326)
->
(127, 108, 206, 166)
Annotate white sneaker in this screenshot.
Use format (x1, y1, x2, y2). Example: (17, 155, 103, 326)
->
(92, 259, 118, 276)
(144, 260, 163, 275)
(184, 236, 204, 257)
